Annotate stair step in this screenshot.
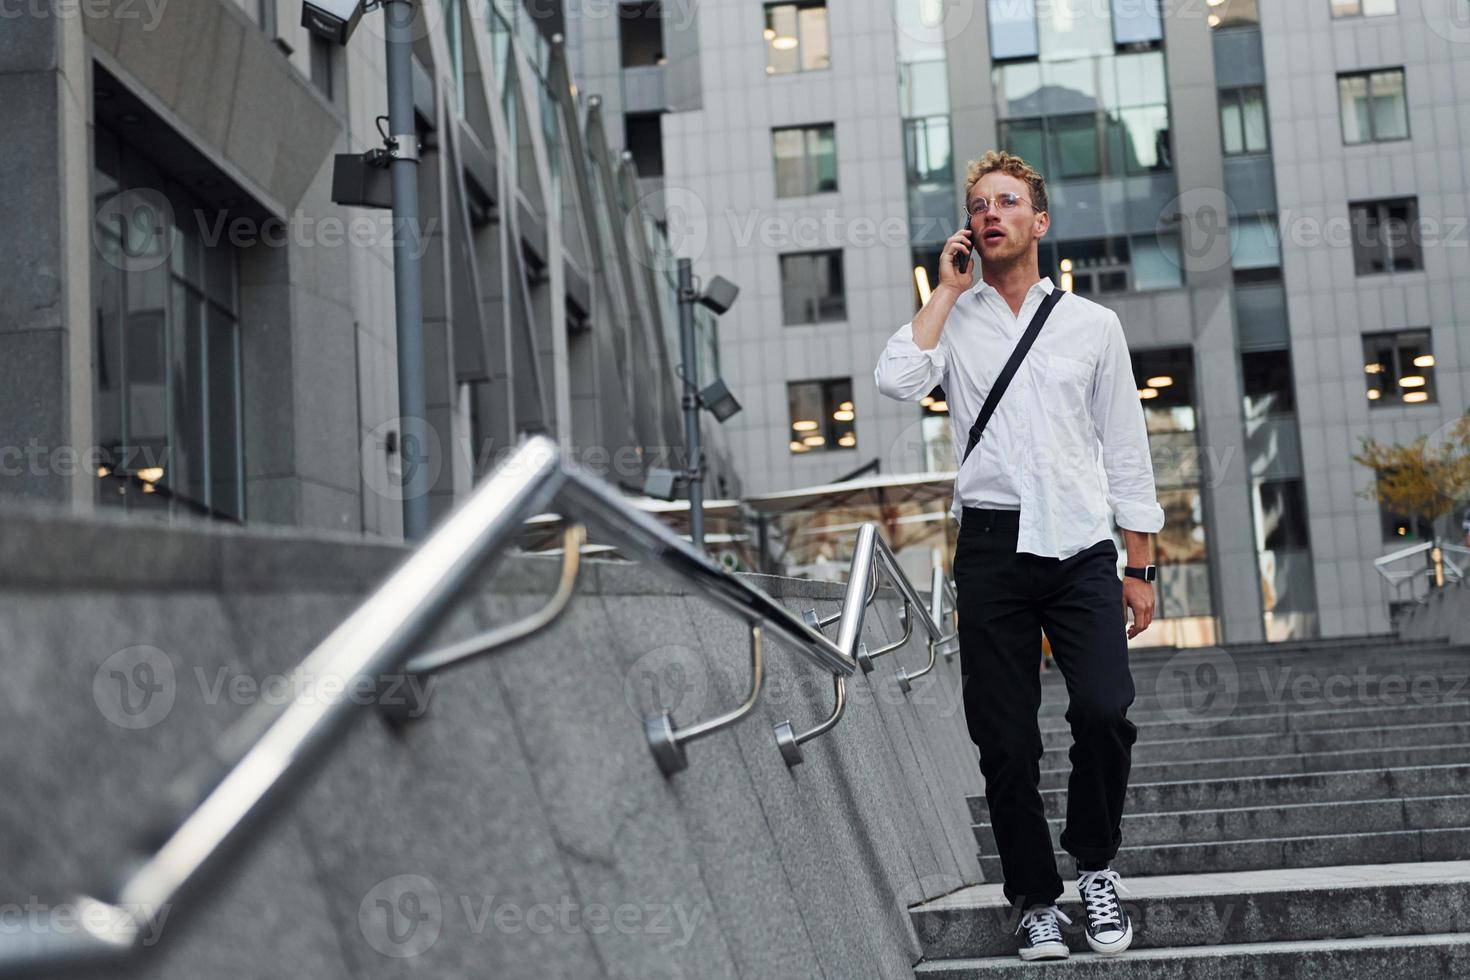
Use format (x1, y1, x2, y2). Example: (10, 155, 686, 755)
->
(1039, 699, 1469, 742)
(1123, 636, 1458, 664)
(908, 860, 1470, 961)
(1039, 742, 1470, 789)
(973, 794, 1470, 852)
(978, 827, 1470, 878)
(1036, 675, 1470, 720)
(969, 764, 1470, 821)
(1037, 720, 1470, 766)
(912, 930, 1470, 977)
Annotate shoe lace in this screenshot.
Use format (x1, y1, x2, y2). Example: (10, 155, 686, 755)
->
(1015, 905, 1071, 944)
(1077, 869, 1129, 929)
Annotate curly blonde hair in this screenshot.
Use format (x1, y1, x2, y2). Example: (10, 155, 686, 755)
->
(963, 150, 1048, 214)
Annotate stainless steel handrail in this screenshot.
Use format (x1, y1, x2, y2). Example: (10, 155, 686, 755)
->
(1, 434, 969, 973)
(1, 435, 886, 977)
(774, 537, 959, 766)
(405, 522, 587, 677)
(805, 567, 878, 630)
(1373, 538, 1469, 603)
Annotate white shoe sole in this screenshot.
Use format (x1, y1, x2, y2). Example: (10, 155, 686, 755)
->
(1019, 941, 1069, 961)
(1085, 921, 1133, 956)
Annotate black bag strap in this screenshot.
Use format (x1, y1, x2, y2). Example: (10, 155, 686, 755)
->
(962, 287, 1064, 465)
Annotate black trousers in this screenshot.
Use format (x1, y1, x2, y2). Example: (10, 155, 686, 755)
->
(953, 507, 1138, 910)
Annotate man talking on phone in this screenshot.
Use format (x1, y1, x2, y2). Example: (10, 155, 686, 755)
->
(875, 151, 1164, 962)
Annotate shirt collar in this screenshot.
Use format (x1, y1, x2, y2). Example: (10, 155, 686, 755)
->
(972, 275, 1056, 301)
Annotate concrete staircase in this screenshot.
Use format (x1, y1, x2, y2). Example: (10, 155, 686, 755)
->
(909, 635, 1470, 976)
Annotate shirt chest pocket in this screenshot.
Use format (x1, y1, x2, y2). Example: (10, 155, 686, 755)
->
(1035, 351, 1093, 420)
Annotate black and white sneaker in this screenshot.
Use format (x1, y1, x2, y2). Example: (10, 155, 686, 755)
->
(1077, 868, 1133, 955)
(1014, 904, 1071, 961)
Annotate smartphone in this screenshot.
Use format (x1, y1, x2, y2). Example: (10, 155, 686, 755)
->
(954, 221, 973, 275)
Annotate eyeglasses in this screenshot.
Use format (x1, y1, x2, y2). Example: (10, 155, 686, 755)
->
(964, 192, 1041, 217)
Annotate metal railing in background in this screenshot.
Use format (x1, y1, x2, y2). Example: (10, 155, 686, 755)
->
(0, 435, 957, 977)
(773, 532, 959, 766)
(1373, 539, 1470, 603)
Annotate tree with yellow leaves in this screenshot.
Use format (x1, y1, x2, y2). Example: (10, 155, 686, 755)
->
(1352, 412, 1470, 545)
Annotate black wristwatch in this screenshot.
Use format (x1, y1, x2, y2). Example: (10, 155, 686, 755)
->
(1123, 564, 1156, 582)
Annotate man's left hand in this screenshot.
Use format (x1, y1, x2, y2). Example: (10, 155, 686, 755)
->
(1123, 578, 1154, 639)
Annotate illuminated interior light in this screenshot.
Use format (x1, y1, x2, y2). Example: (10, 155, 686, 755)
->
(914, 266, 932, 306)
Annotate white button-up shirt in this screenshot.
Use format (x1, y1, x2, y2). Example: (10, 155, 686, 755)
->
(874, 276, 1164, 559)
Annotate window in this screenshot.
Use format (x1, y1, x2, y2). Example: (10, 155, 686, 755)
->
(899, 60, 950, 117)
(1220, 86, 1268, 155)
(309, 33, 334, 101)
(1350, 197, 1423, 274)
(1363, 329, 1436, 406)
(903, 116, 952, 185)
(987, 0, 1039, 61)
(772, 123, 837, 196)
(780, 250, 845, 324)
(448, 0, 467, 115)
(1132, 347, 1196, 435)
(1376, 469, 1435, 541)
(999, 109, 1170, 179)
(1040, 234, 1183, 294)
(625, 113, 664, 177)
(1050, 112, 1102, 178)
(1242, 350, 1296, 421)
(1338, 68, 1409, 144)
(1036, 0, 1114, 59)
(999, 119, 1045, 168)
(1331, 0, 1396, 16)
(92, 125, 244, 522)
(1129, 347, 1212, 619)
(788, 378, 855, 453)
(764, 1, 828, 74)
(620, 1, 664, 67)
(1231, 212, 1281, 272)
(1256, 479, 1311, 551)
(1208, 0, 1258, 28)
(1112, 0, 1162, 46)
(911, 244, 943, 310)
(1057, 236, 1130, 293)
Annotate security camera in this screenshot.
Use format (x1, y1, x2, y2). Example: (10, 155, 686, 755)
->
(301, 0, 364, 45)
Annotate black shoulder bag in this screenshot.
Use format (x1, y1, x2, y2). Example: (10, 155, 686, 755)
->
(961, 288, 1065, 465)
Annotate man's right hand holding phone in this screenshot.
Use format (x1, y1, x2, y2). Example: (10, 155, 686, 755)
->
(941, 227, 974, 289)
(910, 227, 973, 351)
